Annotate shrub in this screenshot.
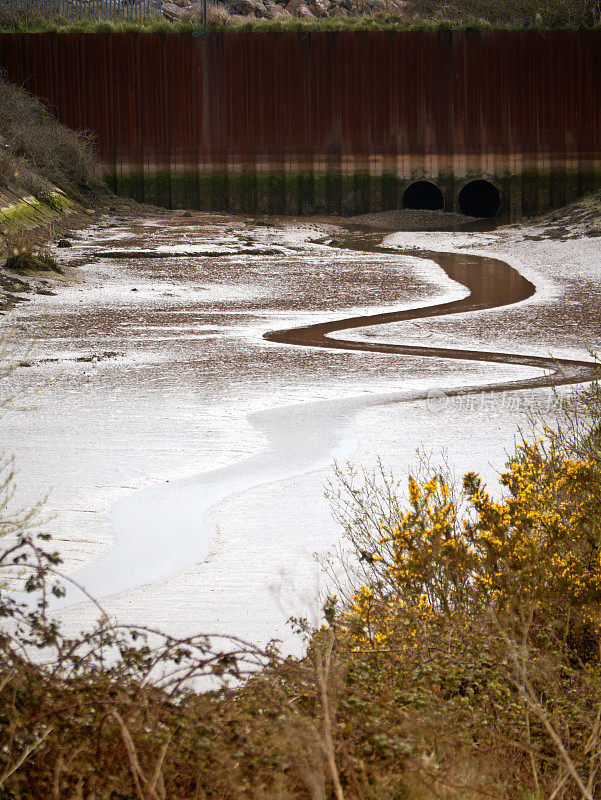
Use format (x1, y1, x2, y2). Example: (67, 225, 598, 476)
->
(3, 249, 63, 274)
(0, 75, 102, 202)
(331, 393, 601, 797)
(401, 0, 601, 27)
(2, 357, 601, 797)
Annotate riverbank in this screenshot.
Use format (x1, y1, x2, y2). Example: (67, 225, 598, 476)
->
(2, 197, 600, 647)
(4, 198, 601, 800)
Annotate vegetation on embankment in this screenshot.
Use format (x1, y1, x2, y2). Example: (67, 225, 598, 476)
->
(0, 75, 111, 306)
(1, 0, 600, 31)
(3, 249, 63, 275)
(2, 366, 601, 799)
(0, 76, 102, 205)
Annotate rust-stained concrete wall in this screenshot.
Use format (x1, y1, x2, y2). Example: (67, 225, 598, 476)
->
(1, 31, 600, 215)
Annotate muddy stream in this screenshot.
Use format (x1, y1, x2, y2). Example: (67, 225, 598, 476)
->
(48, 228, 595, 609)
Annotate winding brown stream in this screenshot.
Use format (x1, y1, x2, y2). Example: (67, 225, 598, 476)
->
(264, 243, 597, 398)
(51, 234, 597, 607)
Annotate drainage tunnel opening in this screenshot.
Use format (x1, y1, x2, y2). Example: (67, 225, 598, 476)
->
(458, 180, 501, 218)
(401, 180, 445, 211)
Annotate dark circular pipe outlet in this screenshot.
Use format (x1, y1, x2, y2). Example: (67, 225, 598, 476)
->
(402, 180, 445, 211)
(458, 180, 501, 218)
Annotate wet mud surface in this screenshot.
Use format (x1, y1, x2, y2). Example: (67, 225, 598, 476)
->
(267, 236, 596, 396)
(3, 211, 600, 644)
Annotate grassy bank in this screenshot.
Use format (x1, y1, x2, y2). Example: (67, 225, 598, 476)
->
(1, 18, 601, 31)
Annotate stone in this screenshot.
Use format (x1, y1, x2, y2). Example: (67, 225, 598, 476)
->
(286, 0, 314, 14)
(263, 0, 290, 15)
(312, 0, 329, 15)
(162, 1, 188, 18)
(224, 0, 269, 15)
(57, 239, 73, 248)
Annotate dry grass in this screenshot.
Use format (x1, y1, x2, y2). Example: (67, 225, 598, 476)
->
(0, 74, 103, 202)
(206, 2, 233, 24)
(0, 1, 600, 29)
(3, 249, 62, 275)
(401, 0, 600, 28)
(181, 1, 232, 24)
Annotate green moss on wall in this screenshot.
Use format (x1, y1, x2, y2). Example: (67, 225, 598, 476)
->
(107, 170, 601, 219)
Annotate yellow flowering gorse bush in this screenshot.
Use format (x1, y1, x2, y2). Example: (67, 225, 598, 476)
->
(343, 433, 601, 659)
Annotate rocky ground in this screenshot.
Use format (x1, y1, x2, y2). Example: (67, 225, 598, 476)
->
(347, 208, 480, 231)
(162, 0, 402, 23)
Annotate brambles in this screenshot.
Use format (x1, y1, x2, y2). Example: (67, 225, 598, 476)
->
(3, 361, 601, 796)
(0, 446, 270, 797)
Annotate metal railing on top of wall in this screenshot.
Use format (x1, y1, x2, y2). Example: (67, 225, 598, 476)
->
(0, 0, 161, 22)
